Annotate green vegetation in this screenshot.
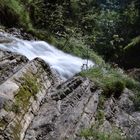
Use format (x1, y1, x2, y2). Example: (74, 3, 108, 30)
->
(0, 0, 32, 30)
(0, 119, 7, 130)
(80, 64, 140, 98)
(80, 64, 140, 112)
(0, 1, 140, 139)
(80, 124, 126, 140)
(0, 0, 140, 68)
(55, 36, 104, 65)
(124, 36, 140, 50)
(0, 0, 140, 119)
(123, 36, 140, 68)
(10, 119, 22, 140)
(13, 72, 40, 114)
(96, 110, 105, 125)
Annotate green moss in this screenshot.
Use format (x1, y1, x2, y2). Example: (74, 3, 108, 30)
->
(13, 72, 40, 114)
(96, 110, 105, 125)
(98, 95, 106, 110)
(0, 119, 7, 130)
(10, 119, 22, 140)
(3, 72, 41, 139)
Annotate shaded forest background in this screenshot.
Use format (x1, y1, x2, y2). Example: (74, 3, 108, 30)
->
(0, 0, 140, 69)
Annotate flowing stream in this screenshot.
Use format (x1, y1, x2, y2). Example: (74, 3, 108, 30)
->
(0, 32, 94, 80)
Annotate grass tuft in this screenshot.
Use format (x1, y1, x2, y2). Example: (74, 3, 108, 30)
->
(80, 64, 140, 98)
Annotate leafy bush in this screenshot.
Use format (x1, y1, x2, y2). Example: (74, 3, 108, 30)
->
(54, 36, 104, 65)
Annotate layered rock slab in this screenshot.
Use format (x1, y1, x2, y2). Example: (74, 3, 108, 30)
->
(0, 49, 28, 84)
(24, 77, 101, 140)
(0, 49, 61, 140)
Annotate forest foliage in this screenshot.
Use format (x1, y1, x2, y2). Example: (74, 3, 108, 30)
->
(0, 0, 140, 68)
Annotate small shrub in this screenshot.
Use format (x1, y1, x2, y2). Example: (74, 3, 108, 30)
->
(103, 80, 125, 98)
(113, 80, 125, 98)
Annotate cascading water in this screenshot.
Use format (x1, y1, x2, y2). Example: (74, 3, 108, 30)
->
(0, 32, 94, 80)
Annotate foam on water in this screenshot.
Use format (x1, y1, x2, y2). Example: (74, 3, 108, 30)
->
(0, 32, 94, 80)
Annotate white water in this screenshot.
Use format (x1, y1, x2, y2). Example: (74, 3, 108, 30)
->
(0, 32, 94, 80)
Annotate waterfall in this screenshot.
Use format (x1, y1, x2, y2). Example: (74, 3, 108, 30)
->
(0, 32, 94, 80)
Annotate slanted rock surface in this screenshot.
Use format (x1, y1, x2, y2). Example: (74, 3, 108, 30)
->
(25, 77, 100, 140)
(0, 49, 28, 84)
(0, 45, 140, 140)
(104, 89, 140, 139)
(24, 80, 140, 140)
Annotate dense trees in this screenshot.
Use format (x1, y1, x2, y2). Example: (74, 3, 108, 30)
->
(0, 0, 140, 68)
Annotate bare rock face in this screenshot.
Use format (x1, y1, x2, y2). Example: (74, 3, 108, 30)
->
(24, 77, 100, 140)
(102, 89, 140, 139)
(24, 76, 140, 140)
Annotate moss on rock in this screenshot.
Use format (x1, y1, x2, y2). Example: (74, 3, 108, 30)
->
(10, 119, 22, 140)
(13, 72, 40, 114)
